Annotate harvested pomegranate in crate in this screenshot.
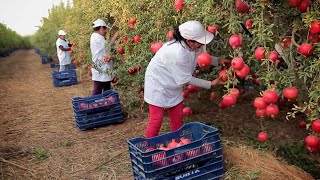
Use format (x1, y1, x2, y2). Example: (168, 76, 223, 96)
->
(127, 122, 224, 179)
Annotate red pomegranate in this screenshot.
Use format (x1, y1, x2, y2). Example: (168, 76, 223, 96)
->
(255, 47, 266, 60)
(262, 90, 279, 104)
(229, 34, 243, 49)
(265, 104, 279, 117)
(236, 64, 250, 79)
(235, 0, 250, 14)
(197, 52, 212, 68)
(310, 21, 320, 35)
(150, 42, 163, 54)
(283, 86, 299, 100)
(254, 97, 267, 109)
(231, 57, 245, 70)
(298, 43, 313, 56)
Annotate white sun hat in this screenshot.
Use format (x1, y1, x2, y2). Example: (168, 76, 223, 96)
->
(58, 30, 67, 36)
(92, 19, 110, 29)
(179, 21, 214, 45)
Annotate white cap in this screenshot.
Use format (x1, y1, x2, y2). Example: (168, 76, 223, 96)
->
(58, 30, 67, 36)
(179, 21, 214, 45)
(92, 19, 110, 28)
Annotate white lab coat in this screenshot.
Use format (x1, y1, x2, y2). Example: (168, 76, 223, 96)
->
(90, 32, 113, 82)
(56, 38, 71, 65)
(144, 41, 218, 108)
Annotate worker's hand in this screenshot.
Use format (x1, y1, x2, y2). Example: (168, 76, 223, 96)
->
(211, 76, 226, 87)
(218, 58, 231, 67)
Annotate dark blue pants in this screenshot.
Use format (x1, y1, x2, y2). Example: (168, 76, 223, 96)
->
(93, 81, 111, 95)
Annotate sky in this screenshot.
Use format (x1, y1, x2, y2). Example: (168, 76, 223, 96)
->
(0, 0, 70, 36)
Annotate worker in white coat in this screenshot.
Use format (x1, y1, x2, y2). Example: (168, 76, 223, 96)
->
(144, 20, 229, 138)
(56, 30, 73, 72)
(90, 19, 119, 95)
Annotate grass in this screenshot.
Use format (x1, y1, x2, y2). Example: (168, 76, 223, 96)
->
(32, 148, 48, 160)
(58, 140, 74, 147)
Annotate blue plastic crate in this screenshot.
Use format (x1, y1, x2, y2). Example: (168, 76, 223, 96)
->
(72, 90, 120, 115)
(133, 158, 224, 180)
(52, 69, 77, 79)
(128, 122, 223, 179)
(53, 77, 77, 87)
(42, 57, 52, 64)
(72, 90, 124, 130)
(75, 108, 124, 130)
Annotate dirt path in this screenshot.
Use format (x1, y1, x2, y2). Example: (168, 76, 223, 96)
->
(0, 50, 315, 180)
(0, 50, 145, 180)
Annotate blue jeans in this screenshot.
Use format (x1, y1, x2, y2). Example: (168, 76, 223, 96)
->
(59, 64, 73, 72)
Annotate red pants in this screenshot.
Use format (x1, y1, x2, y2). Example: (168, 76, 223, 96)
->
(146, 102, 183, 138)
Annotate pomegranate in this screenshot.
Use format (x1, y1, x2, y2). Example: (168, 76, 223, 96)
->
(229, 34, 243, 49)
(219, 69, 228, 82)
(298, 43, 313, 56)
(182, 90, 189, 98)
(197, 52, 212, 68)
(305, 135, 319, 147)
(281, 38, 292, 48)
(254, 97, 267, 109)
(121, 36, 128, 44)
(150, 42, 163, 54)
(145, 147, 155, 152)
(167, 139, 179, 149)
(246, 19, 253, 29)
(117, 48, 125, 54)
(268, 51, 279, 62)
(312, 119, 320, 133)
(133, 35, 142, 43)
(73, 59, 78, 65)
(187, 85, 200, 93)
(283, 86, 299, 100)
(256, 109, 266, 118)
(262, 90, 279, 104)
(235, 0, 250, 14)
(207, 24, 220, 34)
(265, 104, 279, 117)
(254, 47, 266, 60)
(103, 56, 111, 62)
(137, 86, 143, 94)
(167, 30, 174, 40)
(112, 77, 119, 84)
(174, 0, 184, 11)
(221, 94, 237, 107)
(308, 34, 320, 43)
(298, 0, 311, 13)
(310, 21, 320, 35)
(202, 143, 213, 153)
(258, 132, 268, 142)
(231, 57, 245, 70)
(180, 137, 191, 145)
(236, 64, 250, 79)
(183, 107, 192, 116)
(306, 145, 319, 153)
(298, 120, 307, 128)
(128, 68, 135, 75)
(185, 148, 201, 158)
(129, 18, 137, 26)
(210, 92, 218, 100)
(288, 0, 301, 7)
(230, 88, 240, 99)
(158, 144, 169, 151)
(252, 78, 260, 86)
(87, 65, 92, 71)
(218, 103, 226, 110)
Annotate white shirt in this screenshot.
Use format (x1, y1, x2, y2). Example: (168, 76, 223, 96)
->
(56, 38, 71, 65)
(144, 41, 209, 108)
(90, 33, 113, 82)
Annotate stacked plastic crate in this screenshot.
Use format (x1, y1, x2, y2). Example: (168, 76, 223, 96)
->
(128, 122, 224, 180)
(51, 69, 77, 87)
(72, 90, 124, 130)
